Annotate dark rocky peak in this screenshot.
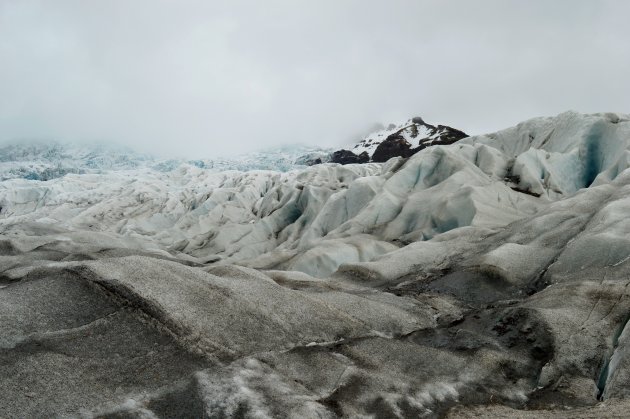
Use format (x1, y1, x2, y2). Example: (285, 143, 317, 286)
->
(308, 116, 468, 165)
(370, 117, 469, 163)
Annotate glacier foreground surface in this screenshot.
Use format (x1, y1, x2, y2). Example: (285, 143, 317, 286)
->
(2, 111, 630, 417)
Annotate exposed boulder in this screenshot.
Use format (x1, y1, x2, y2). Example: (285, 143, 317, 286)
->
(329, 149, 369, 164)
(294, 151, 330, 166)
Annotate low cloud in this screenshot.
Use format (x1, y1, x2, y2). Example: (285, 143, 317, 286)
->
(1, 0, 628, 158)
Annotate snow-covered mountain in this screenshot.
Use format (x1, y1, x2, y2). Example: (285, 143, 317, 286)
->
(0, 118, 463, 181)
(349, 116, 468, 158)
(326, 116, 468, 164)
(3, 111, 630, 417)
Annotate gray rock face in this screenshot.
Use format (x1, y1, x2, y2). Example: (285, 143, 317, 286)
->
(371, 135, 413, 162)
(2, 111, 630, 417)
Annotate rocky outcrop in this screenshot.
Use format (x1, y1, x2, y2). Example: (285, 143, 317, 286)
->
(428, 124, 469, 144)
(371, 135, 413, 162)
(294, 151, 330, 166)
(328, 149, 370, 164)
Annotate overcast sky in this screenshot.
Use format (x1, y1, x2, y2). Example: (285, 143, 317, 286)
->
(1, 0, 629, 158)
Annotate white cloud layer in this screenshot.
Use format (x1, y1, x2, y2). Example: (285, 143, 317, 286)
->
(1, 0, 629, 157)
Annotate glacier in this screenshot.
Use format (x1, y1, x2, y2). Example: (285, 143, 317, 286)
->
(0, 140, 333, 181)
(2, 111, 630, 417)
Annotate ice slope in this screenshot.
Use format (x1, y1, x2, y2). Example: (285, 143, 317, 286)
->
(3, 111, 630, 417)
(462, 111, 630, 198)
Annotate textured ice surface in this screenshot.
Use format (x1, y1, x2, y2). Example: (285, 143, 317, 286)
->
(2, 111, 630, 417)
(0, 141, 332, 181)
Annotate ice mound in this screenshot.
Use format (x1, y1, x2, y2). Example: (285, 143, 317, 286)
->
(3, 112, 629, 278)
